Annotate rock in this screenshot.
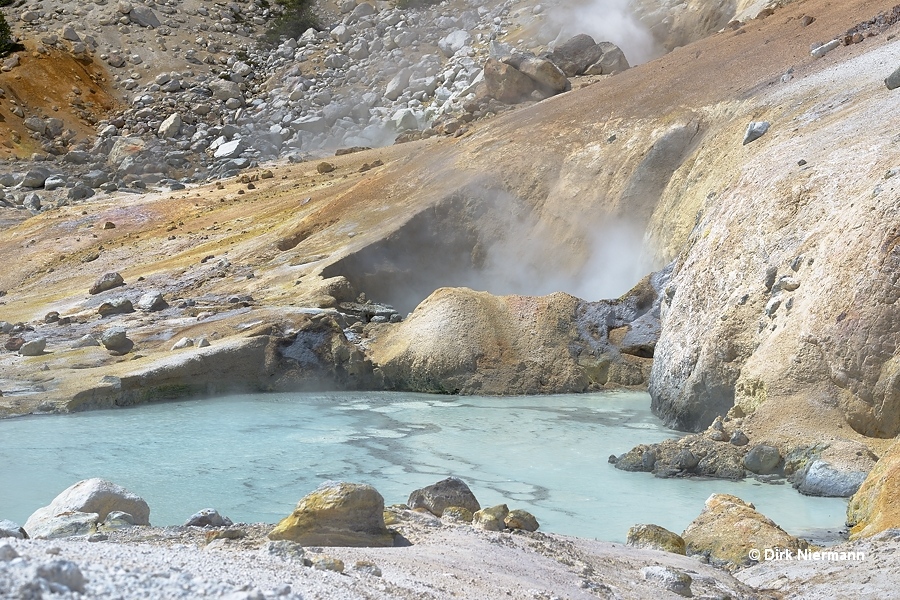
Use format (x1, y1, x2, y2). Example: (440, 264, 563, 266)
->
(102, 511, 136, 530)
(185, 508, 233, 528)
(641, 566, 692, 598)
(108, 137, 146, 168)
(82, 170, 111, 189)
(626, 524, 686, 554)
(44, 175, 66, 191)
(23, 118, 47, 135)
(504, 509, 539, 532)
(98, 297, 134, 317)
(730, 430, 749, 446)
(20, 167, 50, 188)
(483, 58, 538, 104)
(23, 193, 42, 212)
(214, 139, 247, 159)
(743, 121, 770, 145)
(848, 439, 900, 538)
(438, 30, 472, 57)
(310, 555, 344, 572)
(129, 5, 161, 28)
(351, 560, 382, 577)
(681, 494, 808, 568)
(472, 504, 509, 531)
(100, 327, 132, 353)
(71, 334, 100, 348)
(585, 42, 631, 75)
(385, 70, 410, 101)
(18, 337, 47, 356)
(158, 113, 182, 138)
(547, 34, 604, 76)
(136, 292, 168, 311)
(743, 445, 782, 474)
(811, 39, 840, 58)
(262, 540, 306, 561)
(89, 272, 125, 295)
(408, 477, 480, 517)
(440, 506, 474, 523)
(795, 459, 867, 497)
(0, 520, 26, 539)
(4, 337, 25, 352)
(25, 511, 99, 540)
(35, 560, 86, 593)
(25, 479, 150, 539)
(268, 481, 394, 547)
(316, 162, 335, 174)
(512, 55, 569, 94)
(0, 543, 19, 560)
(673, 448, 699, 470)
(209, 79, 243, 102)
(886, 66, 900, 90)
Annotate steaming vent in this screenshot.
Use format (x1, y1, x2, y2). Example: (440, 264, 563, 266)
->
(321, 183, 650, 314)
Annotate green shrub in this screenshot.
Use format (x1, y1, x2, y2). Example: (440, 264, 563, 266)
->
(265, 0, 320, 44)
(0, 11, 13, 56)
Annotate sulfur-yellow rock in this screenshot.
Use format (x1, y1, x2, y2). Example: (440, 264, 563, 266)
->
(681, 494, 808, 568)
(626, 523, 686, 555)
(268, 482, 394, 547)
(441, 506, 474, 523)
(504, 509, 539, 532)
(472, 504, 509, 531)
(847, 439, 900, 539)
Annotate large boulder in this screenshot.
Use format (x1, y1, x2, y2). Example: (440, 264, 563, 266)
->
(681, 494, 808, 568)
(847, 439, 900, 539)
(483, 58, 540, 104)
(369, 288, 587, 395)
(24, 479, 150, 539)
(268, 482, 394, 547)
(407, 477, 480, 517)
(509, 55, 570, 95)
(546, 34, 604, 76)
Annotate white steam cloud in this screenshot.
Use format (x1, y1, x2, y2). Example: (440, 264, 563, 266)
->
(541, 0, 661, 65)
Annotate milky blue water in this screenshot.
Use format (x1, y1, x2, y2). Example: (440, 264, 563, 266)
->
(0, 391, 848, 542)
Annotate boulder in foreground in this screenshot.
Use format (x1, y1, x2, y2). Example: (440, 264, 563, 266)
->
(24, 478, 150, 539)
(681, 493, 808, 568)
(268, 481, 394, 547)
(407, 477, 480, 517)
(847, 439, 900, 539)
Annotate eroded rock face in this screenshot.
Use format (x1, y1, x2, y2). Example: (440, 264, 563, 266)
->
(682, 494, 808, 568)
(268, 482, 394, 547)
(24, 478, 150, 539)
(847, 439, 900, 539)
(370, 267, 670, 395)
